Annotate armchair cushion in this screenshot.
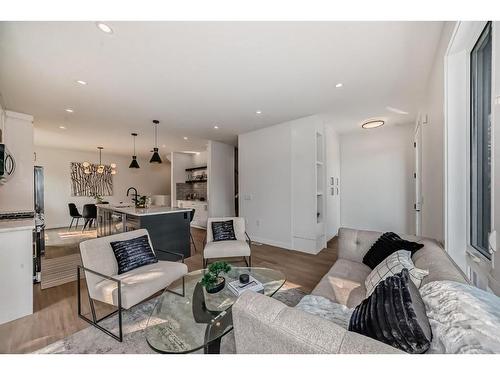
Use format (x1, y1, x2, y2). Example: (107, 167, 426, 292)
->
(206, 217, 246, 243)
(204, 240, 251, 259)
(110, 234, 158, 274)
(92, 260, 188, 309)
(211, 220, 237, 241)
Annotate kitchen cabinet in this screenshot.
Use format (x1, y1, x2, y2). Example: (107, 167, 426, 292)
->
(177, 200, 208, 228)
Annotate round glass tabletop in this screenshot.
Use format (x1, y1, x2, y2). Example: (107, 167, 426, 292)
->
(145, 267, 286, 353)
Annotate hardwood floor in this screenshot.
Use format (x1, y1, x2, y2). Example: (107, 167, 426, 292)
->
(0, 228, 337, 354)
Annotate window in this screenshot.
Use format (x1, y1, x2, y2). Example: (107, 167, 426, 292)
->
(470, 22, 492, 259)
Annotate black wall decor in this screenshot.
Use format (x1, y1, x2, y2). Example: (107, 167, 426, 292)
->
(70, 162, 113, 196)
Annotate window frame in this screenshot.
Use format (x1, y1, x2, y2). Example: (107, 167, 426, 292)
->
(469, 21, 493, 261)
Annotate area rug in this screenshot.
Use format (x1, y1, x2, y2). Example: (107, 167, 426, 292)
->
(34, 286, 307, 354)
(41, 253, 83, 289)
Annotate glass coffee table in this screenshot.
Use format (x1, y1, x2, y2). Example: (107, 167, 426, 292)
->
(145, 267, 286, 354)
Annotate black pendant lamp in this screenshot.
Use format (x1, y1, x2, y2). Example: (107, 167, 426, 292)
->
(150, 120, 162, 163)
(129, 133, 140, 168)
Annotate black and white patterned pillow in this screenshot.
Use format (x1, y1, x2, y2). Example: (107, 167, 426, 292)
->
(211, 220, 237, 241)
(110, 235, 158, 275)
(365, 250, 429, 296)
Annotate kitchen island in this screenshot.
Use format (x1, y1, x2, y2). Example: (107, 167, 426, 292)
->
(96, 205, 192, 259)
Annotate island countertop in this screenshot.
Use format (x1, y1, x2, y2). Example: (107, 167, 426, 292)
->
(96, 204, 192, 217)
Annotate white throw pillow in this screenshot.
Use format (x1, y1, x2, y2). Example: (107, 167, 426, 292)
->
(365, 250, 429, 297)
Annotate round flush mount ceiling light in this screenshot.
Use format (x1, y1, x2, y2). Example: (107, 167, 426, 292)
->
(96, 22, 113, 34)
(361, 120, 385, 129)
(335, 83, 343, 88)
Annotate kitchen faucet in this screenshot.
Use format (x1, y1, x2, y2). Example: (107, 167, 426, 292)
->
(126, 187, 139, 206)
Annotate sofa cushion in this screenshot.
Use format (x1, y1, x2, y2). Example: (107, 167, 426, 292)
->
(362, 232, 424, 269)
(204, 240, 251, 259)
(311, 259, 371, 308)
(92, 260, 188, 309)
(411, 239, 469, 286)
(365, 250, 429, 296)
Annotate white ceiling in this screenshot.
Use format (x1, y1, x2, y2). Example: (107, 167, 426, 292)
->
(0, 21, 444, 157)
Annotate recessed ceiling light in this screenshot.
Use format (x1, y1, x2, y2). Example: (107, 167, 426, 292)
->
(362, 120, 385, 129)
(256, 110, 262, 115)
(76, 80, 87, 86)
(96, 22, 113, 34)
(213, 125, 219, 129)
(65, 108, 74, 113)
(59, 126, 67, 130)
(386, 106, 409, 115)
(335, 83, 343, 88)
(183, 136, 188, 140)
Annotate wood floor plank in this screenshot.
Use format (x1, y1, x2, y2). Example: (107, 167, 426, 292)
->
(0, 227, 337, 353)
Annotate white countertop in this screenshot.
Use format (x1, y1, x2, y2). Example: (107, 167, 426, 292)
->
(97, 204, 191, 217)
(0, 219, 35, 233)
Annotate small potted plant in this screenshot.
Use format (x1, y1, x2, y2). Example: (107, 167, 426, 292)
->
(201, 261, 231, 294)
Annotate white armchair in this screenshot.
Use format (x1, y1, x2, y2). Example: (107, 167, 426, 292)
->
(78, 229, 188, 341)
(203, 217, 252, 268)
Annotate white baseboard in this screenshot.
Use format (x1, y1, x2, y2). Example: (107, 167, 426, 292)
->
(249, 236, 292, 250)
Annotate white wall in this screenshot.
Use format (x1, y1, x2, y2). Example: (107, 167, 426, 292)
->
(0, 111, 34, 213)
(208, 141, 235, 218)
(419, 22, 455, 243)
(239, 123, 292, 248)
(34, 146, 171, 229)
(340, 124, 415, 234)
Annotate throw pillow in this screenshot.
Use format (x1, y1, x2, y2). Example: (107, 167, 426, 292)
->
(349, 268, 432, 354)
(365, 250, 429, 296)
(362, 232, 424, 269)
(420, 280, 500, 354)
(211, 220, 237, 241)
(110, 235, 158, 275)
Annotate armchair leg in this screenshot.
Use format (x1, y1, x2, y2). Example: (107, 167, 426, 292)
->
(77, 266, 123, 342)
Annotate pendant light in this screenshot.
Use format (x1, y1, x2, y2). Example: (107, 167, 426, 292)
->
(97, 146, 105, 174)
(150, 120, 162, 163)
(129, 133, 140, 168)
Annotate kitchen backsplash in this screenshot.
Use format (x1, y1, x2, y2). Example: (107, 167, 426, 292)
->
(176, 182, 207, 200)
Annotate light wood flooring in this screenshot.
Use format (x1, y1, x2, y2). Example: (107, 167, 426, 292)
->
(0, 228, 337, 353)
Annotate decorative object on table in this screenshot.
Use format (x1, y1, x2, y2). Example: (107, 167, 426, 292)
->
(364, 250, 429, 296)
(348, 268, 432, 354)
(239, 273, 249, 284)
(93, 193, 104, 204)
(203, 217, 251, 268)
(135, 195, 150, 208)
(70, 160, 113, 197)
(201, 261, 231, 294)
(150, 120, 162, 163)
(129, 132, 140, 169)
(228, 274, 264, 296)
(362, 232, 424, 269)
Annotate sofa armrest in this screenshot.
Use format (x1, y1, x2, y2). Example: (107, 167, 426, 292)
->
(232, 291, 402, 354)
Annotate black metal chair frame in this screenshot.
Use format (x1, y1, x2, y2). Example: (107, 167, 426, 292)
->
(202, 232, 252, 269)
(68, 204, 82, 230)
(77, 248, 185, 342)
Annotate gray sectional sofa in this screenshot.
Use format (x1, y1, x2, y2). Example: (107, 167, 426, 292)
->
(232, 227, 469, 354)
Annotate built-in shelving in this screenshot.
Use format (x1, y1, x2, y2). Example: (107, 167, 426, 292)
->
(185, 165, 207, 172)
(185, 179, 207, 184)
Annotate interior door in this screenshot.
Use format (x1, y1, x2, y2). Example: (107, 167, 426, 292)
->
(414, 118, 423, 236)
